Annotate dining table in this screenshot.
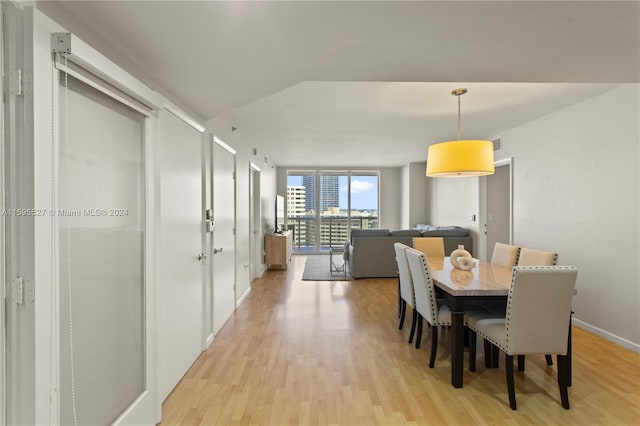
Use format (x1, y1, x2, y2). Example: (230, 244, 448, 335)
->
(425, 256, 575, 389)
(427, 256, 511, 388)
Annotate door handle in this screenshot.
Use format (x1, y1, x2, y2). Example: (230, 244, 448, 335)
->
(213, 248, 223, 254)
(197, 253, 207, 261)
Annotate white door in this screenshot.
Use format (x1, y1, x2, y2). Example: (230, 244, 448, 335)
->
(57, 73, 155, 425)
(212, 138, 236, 335)
(485, 162, 512, 257)
(249, 163, 262, 281)
(157, 111, 204, 402)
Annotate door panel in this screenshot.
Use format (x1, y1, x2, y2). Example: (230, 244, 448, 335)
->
(212, 140, 236, 335)
(157, 111, 203, 402)
(249, 165, 261, 281)
(486, 164, 511, 256)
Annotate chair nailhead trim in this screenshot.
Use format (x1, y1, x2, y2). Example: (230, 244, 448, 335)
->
(502, 265, 576, 353)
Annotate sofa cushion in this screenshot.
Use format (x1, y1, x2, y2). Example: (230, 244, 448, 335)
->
(350, 228, 390, 243)
(390, 229, 422, 237)
(421, 226, 470, 237)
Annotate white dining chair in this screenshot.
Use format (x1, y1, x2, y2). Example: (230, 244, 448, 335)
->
(517, 247, 559, 367)
(405, 247, 450, 366)
(491, 242, 520, 268)
(480, 242, 522, 366)
(394, 243, 418, 343)
(468, 266, 578, 410)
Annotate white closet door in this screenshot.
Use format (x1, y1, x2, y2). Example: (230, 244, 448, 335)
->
(58, 74, 152, 425)
(157, 111, 203, 402)
(212, 141, 236, 335)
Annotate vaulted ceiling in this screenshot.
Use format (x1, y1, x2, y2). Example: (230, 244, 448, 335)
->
(41, 1, 639, 166)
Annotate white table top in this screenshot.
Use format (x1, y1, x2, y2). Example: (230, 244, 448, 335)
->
(427, 257, 512, 297)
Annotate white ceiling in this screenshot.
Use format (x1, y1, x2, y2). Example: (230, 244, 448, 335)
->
(44, 1, 639, 167)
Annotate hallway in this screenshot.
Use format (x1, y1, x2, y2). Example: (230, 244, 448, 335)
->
(161, 255, 639, 425)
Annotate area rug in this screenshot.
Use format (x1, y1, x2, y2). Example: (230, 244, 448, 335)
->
(301, 255, 353, 281)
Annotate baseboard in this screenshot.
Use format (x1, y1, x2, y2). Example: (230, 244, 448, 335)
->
(205, 332, 214, 348)
(573, 317, 640, 353)
(236, 286, 251, 307)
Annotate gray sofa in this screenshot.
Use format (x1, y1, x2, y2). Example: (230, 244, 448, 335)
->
(345, 227, 473, 278)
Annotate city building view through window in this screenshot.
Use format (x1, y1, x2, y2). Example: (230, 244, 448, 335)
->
(287, 171, 379, 253)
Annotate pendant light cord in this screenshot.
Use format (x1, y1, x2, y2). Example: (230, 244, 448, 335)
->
(457, 94, 461, 141)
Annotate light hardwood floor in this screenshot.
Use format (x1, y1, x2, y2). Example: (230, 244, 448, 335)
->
(161, 255, 640, 425)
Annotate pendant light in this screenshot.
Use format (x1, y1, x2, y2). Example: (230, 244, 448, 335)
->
(426, 88, 495, 177)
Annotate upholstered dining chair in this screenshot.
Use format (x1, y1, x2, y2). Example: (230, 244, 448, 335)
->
(412, 237, 445, 257)
(491, 242, 520, 268)
(468, 266, 578, 410)
(394, 243, 418, 344)
(405, 247, 484, 367)
(405, 247, 450, 366)
(517, 247, 559, 367)
(517, 247, 558, 267)
(482, 242, 522, 366)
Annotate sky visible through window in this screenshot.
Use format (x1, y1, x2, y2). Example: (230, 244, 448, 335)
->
(287, 174, 378, 210)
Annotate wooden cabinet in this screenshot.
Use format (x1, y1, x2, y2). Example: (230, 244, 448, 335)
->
(265, 231, 293, 269)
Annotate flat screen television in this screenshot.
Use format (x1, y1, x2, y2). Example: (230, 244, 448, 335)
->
(275, 195, 285, 233)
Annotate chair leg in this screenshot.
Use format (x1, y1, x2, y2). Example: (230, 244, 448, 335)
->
(484, 339, 492, 368)
(429, 325, 438, 368)
(408, 309, 418, 343)
(557, 354, 570, 409)
(545, 355, 554, 366)
(567, 321, 573, 387)
(492, 344, 500, 368)
(469, 330, 477, 372)
(397, 277, 401, 318)
(506, 354, 517, 410)
(398, 300, 406, 329)
(517, 355, 525, 372)
(415, 314, 424, 348)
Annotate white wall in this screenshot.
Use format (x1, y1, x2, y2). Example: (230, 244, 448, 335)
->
(408, 162, 430, 228)
(428, 176, 481, 255)
(428, 85, 640, 350)
(400, 162, 431, 229)
(401, 164, 411, 228)
(379, 167, 402, 229)
(498, 85, 639, 349)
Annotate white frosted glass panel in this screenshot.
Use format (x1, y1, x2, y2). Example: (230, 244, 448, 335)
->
(59, 75, 144, 425)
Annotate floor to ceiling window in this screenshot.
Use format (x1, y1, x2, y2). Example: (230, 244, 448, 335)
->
(287, 170, 379, 253)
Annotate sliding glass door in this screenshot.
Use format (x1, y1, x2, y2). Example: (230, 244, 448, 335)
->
(287, 173, 316, 252)
(349, 173, 379, 231)
(287, 170, 379, 253)
(319, 173, 348, 250)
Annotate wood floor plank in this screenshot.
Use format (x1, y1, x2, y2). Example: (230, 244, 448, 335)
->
(161, 255, 640, 425)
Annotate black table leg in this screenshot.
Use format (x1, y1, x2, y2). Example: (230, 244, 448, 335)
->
(450, 296, 465, 388)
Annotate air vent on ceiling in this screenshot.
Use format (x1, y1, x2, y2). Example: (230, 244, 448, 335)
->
(491, 137, 502, 151)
